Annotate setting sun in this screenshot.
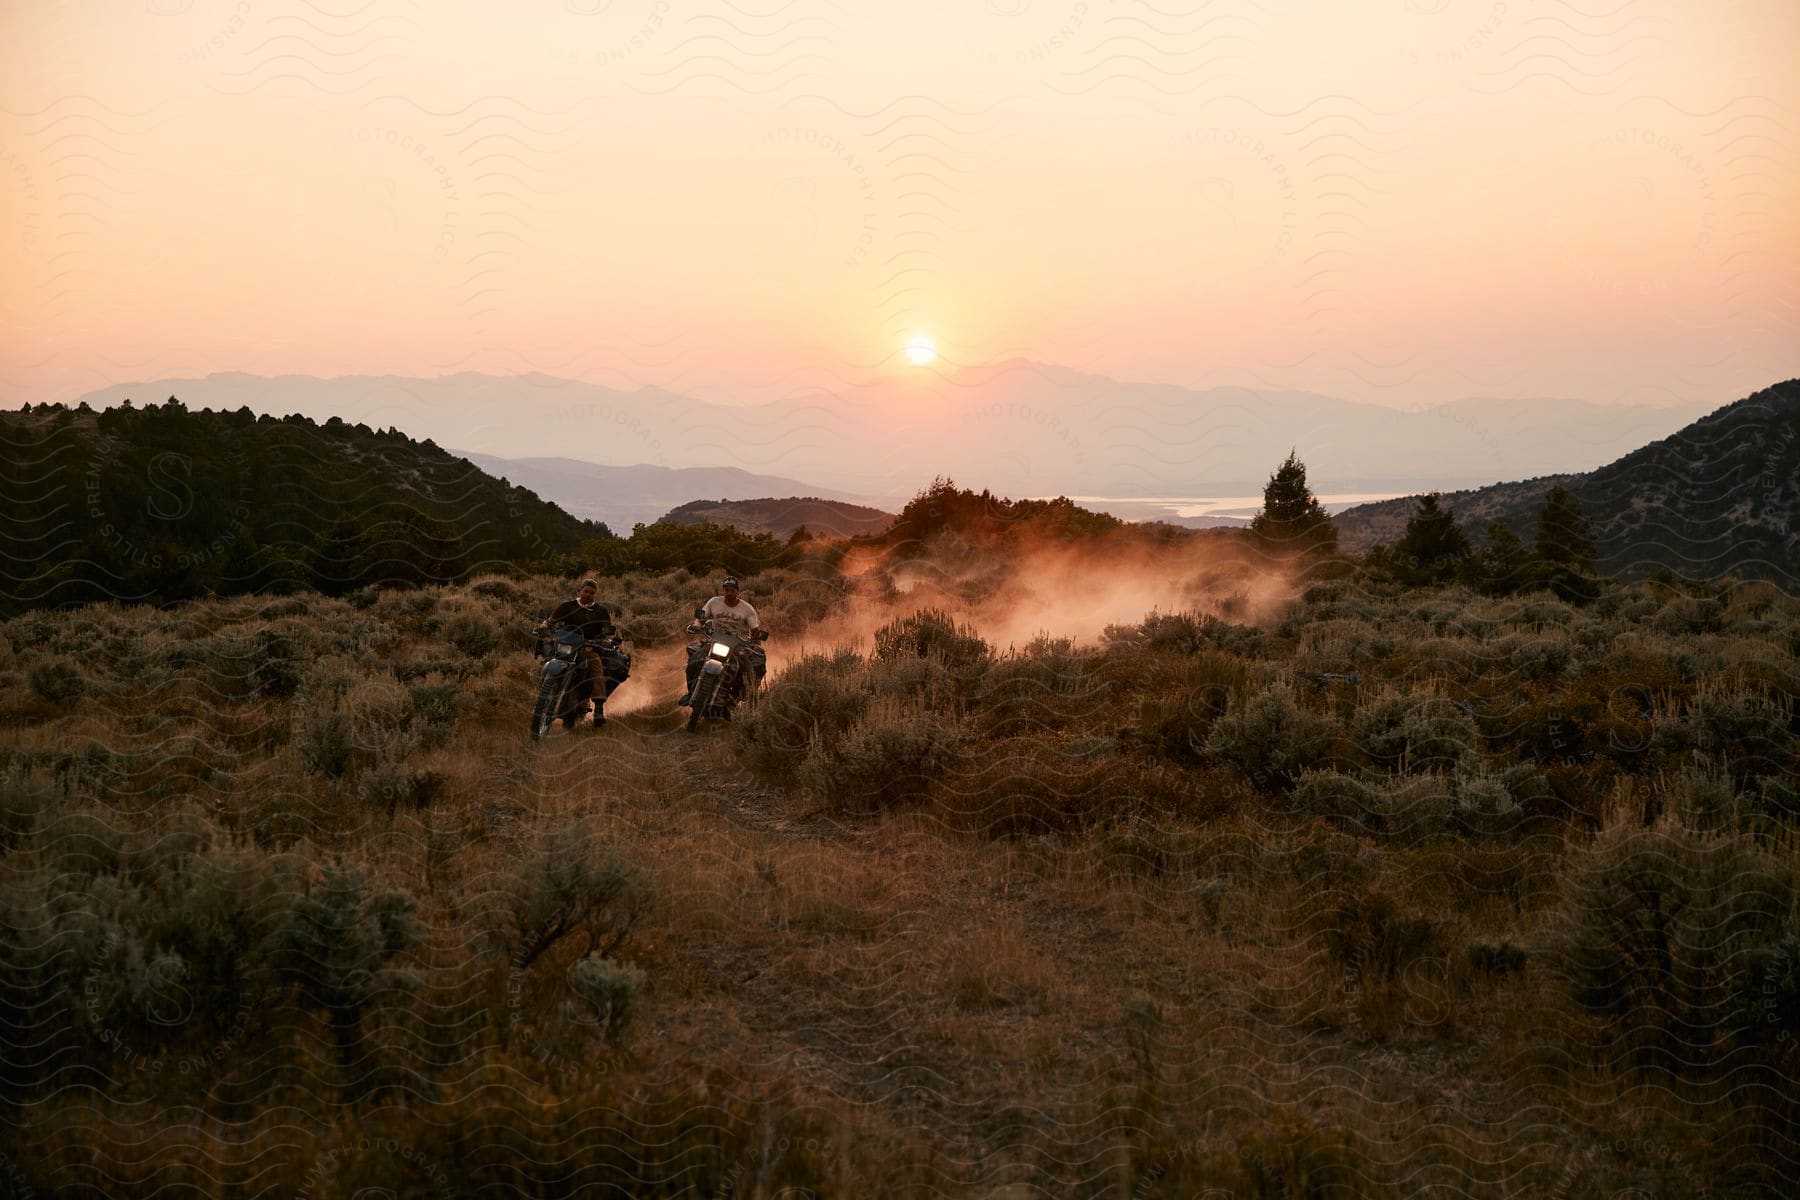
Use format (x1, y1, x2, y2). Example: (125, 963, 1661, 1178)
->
(904, 335, 937, 366)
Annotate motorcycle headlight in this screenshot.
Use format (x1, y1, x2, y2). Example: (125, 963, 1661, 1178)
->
(711, 642, 732, 658)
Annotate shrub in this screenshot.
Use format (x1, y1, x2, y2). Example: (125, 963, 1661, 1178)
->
(567, 953, 646, 1044)
(406, 679, 460, 749)
(1292, 770, 1456, 844)
(1206, 688, 1336, 792)
(798, 704, 963, 814)
(1653, 595, 1726, 636)
(1349, 692, 1481, 774)
(1124, 610, 1272, 659)
(0, 768, 59, 850)
(1450, 768, 1534, 836)
(872, 608, 990, 676)
(467, 576, 530, 604)
(1552, 823, 1796, 1076)
(867, 654, 957, 707)
(294, 662, 418, 781)
(972, 640, 1105, 738)
(508, 822, 645, 975)
(1319, 884, 1441, 986)
(253, 628, 304, 696)
(275, 861, 422, 1090)
(26, 657, 84, 705)
(34, 804, 126, 876)
(1752, 774, 1800, 825)
(1124, 651, 1251, 766)
(353, 752, 419, 813)
(1494, 631, 1573, 682)
(1667, 761, 1743, 833)
(734, 650, 868, 782)
(442, 610, 499, 658)
(0, 828, 306, 1094)
(1689, 690, 1794, 786)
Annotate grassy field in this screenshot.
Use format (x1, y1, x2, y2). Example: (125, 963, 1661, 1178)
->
(1, 553, 1795, 1197)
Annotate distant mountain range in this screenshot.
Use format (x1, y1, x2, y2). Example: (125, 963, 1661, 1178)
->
(1335, 380, 1800, 584)
(70, 365, 1713, 503)
(448, 453, 879, 534)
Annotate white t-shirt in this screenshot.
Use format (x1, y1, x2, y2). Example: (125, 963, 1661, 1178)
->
(701, 596, 760, 640)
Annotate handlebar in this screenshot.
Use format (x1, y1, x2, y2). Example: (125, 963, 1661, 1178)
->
(687, 619, 767, 641)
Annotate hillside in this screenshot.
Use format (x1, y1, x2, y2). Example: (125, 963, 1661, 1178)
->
(451, 452, 880, 533)
(2, 562, 1796, 1194)
(1335, 380, 1800, 583)
(0, 400, 605, 612)
(658, 496, 895, 539)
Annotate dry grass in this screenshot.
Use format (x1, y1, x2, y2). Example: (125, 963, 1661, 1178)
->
(0, 572, 1795, 1195)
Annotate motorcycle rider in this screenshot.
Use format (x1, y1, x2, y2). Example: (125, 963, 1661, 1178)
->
(680, 576, 765, 707)
(542, 577, 615, 727)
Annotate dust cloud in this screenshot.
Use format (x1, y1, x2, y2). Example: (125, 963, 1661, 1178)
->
(773, 532, 1296, 671)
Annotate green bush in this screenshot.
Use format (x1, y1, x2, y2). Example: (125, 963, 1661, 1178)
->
(872, 608, 991, 676)
(1653, 595, 1726, 636)
(33, 804, 125, 876)
(353, 752, 419, 813)
(1349, 692, 1481, 774)
(0, 768, 59, 850)
(1318, 884, 1441, 986)
(1690, 690, 1794, 786)
(1494, 631, 1574, 682)
(1450, 767, 1536, 836)
(734, 650, 868, 782)
(1292, 770, 1456, 844)
(868, 654, 957, 707)
(797, 705, 964, 814)
(1206, 688, 1337, 792)
(1465, 938, 1529, 979)
(253, 628, 304, 696)
(1667, 761, 1744, 832)
(442, 610, 499, 658)
(293, 661, 419, 781)
(0, 823, 306, 1094)
(406, 678, 461, 749)
(275, 860, 422, 1089)
(26, 657, 84, 705)
(1553, 823, 1797, 1076)
(972, 640, 1105, 738)
(568, 953, 646, 1044)
(1107, 610, 1273, 659)
(508, 822, 645, 975)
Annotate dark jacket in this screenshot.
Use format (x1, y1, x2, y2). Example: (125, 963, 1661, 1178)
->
(550, 598, 614, 641)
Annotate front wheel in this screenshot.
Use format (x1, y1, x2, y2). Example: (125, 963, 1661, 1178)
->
(686, 672, 719, 733)
(531, 673, 565, 740)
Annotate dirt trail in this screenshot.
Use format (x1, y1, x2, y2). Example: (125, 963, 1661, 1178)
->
(494, 700, 1557, 1193)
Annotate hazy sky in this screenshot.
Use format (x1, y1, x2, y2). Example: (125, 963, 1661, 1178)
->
(3, 0, 1796, 411)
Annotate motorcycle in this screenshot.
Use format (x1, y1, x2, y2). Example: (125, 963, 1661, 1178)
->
(531, 610, 630, 740)
(684, 608, 768, 732)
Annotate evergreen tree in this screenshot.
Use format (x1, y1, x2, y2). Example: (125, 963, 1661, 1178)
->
(1392, 492, 1471, 584)
(1535, 485, 1597, 572)
(1472, 521, 1537, 595)
(1249, 450, 1338, 555)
